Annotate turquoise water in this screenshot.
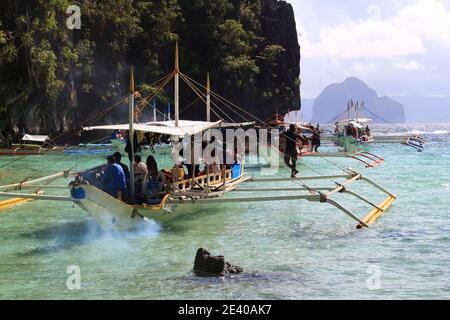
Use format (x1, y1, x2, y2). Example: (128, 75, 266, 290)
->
(0, 124, 450, 299)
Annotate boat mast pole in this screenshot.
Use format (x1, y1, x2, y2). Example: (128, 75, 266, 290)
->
(348, 100, 351, 125)
(153, 100, 157, 122)
(175, 41, 180, 127)
(206, 72, 211, 122)
(206, 73, 211, 187)
(168, 102, 171, 121)
(129, 66, 135, 202)
(356, 100, 359, 122)
(173, 41, 180, 186)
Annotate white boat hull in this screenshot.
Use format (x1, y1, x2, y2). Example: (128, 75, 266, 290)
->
(74, 184, 235, 231)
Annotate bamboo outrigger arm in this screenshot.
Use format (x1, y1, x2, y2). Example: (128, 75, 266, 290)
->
(0, 171, 72, 210)
(0, 192, 76, 202)
(0, 171, 70, 192)
(167, 194, 319, 205)
(240, 169, 396, 229)
(318, 198, 369, 228)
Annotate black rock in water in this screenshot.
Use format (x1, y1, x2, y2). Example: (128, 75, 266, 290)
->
(193, 248, 243, 277)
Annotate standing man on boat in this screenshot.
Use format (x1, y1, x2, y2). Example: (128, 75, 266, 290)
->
(312, 125, 321, 153)
(282, 124, 301, 177)
(113, 152, 130, 181)
(113, 152, 131, 202)
(125, 131, 141, 162)
(102, 155, 127, 201)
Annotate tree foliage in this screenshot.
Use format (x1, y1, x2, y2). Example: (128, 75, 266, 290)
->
(0, 0, 299, 133)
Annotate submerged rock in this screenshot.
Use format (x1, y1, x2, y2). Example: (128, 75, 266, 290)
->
(193, 248, 243, 277)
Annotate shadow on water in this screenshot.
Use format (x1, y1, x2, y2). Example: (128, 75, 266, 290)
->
(15, 220, 104, 256)
(161, 208, 230, 234)
(170, 270, 303, 298)
(15, 218, 162, 256)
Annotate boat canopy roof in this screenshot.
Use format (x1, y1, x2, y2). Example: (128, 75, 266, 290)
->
(219, 122, 255, 128)
(144, 120, 255, 129)
(338, 118, 373, 127)
(21, 134, 49, 142)
(84, 120, 224, 136)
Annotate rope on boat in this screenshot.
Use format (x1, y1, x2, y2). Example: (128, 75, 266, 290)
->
(177, 72, 353, 186)
(180, 75, 344, 193)
(136, 71, 175, 114)
(96, 68, 364, 197)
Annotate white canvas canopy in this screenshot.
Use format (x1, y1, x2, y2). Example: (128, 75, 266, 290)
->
(338, 118, 373, 127)
(354, 118, 373, 124)
(142, 120, 254, 129)
(84, 120, 222, 137)
(350, 121, 364, 129)
(21, 134, 49, 142)
(219, 122, 255, 128)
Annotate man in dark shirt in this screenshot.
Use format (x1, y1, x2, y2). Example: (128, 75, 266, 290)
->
(113, 152, 130, 181)
(124, 131, 141, 162)
(282, 124, 301, 178)
(312, 127, 321, 153)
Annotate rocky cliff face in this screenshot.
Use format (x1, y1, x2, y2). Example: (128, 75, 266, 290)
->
(0, 0, 300, 141)
(312, 77, 405, 123)
(256, 0, 301, 119)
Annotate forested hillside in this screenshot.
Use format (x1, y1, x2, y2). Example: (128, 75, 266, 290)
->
(0, 0, 300, 140)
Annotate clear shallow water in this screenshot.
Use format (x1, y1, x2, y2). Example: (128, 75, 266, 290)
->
(0, 124, 450, 300)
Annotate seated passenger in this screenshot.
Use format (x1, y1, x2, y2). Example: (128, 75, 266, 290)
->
(146, 155, 159, 181)
(102, 155, 126, 200)
(134, 154, 148, 195)
(134, 154, 149, 180)
(144, 155, 164, 202)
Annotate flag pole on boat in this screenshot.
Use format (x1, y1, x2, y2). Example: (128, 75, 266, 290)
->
(168, 102, 171, 120)
(173, 41, 180, 184)
(204, 72, 212, 142)
(206, 72, 211, 123)
(174, 41, 180, 127)
(129, 66, 136, 202)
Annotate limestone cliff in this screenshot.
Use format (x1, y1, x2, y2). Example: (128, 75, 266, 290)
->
(0, 0, 300, 140)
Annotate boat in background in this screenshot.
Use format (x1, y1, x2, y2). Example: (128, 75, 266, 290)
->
(260, 114, 385, 168)
(0, 134, 59, 155)
(329, 100, 427, 152)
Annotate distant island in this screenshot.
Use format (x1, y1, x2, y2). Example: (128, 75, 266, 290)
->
(311, 77, 405, 124)
(292, 78, 450, 124)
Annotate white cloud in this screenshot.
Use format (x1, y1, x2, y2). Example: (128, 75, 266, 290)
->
(294, 0, 450, 97)
(393, 60, 422, 70)
(352, 62, 378, 72)
(301, 0, 450, 60)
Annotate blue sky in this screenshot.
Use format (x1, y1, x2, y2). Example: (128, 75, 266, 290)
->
(289, 0, 450, 98)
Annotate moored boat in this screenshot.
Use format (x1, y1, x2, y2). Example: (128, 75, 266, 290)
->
(0, 43, 397, 232)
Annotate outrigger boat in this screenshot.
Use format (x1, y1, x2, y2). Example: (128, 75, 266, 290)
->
(0, 134, 59, 155)
(260, 114, 385, 168)
(0, 165, 396, 231)
(0, 43, 396, 231)
(330, 100, 427, 152)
